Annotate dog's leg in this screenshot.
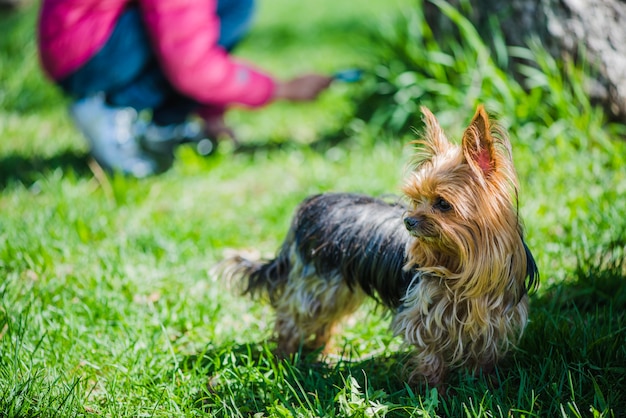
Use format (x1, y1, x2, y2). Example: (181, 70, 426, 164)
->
(392, 298, 448, 390)
(273, 311, 309, 356)
(406, 349, 446, 389)
(272, 311, 340, 356)
(272, 271, 365, 357)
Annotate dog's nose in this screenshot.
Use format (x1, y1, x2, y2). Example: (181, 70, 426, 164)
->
(404, 216, 419, 231)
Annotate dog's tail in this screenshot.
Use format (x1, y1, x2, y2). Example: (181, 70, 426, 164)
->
(215, 249, 290, 304)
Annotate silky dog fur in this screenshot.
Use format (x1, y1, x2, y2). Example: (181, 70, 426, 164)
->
(220, 105, 539, 388)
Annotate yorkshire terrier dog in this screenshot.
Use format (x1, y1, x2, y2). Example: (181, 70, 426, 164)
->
(220, 105, 539, 388)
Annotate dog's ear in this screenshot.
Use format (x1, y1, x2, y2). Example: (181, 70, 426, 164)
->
(419, 106, 451, 157)
(462, 105, 496, 179)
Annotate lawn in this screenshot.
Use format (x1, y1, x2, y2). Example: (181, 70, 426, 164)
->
(1, 0, 625, 417)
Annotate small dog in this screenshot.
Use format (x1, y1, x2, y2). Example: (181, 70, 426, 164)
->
(220, 106, 539, 388)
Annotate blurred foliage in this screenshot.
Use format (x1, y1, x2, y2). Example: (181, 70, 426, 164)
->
(352, 0, 625, 151)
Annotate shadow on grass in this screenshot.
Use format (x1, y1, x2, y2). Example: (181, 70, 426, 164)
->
(542, 236, 626, 313)
(232, 127, 356, 156)
(183, 342, 415, 416)
(0, 124, 355, 189)
(0, 150, 91, 188)
(0, 139, 344, 191)
(184, 238, 626, 416)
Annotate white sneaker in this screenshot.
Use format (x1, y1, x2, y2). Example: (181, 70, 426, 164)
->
(69, 94, 166, 177)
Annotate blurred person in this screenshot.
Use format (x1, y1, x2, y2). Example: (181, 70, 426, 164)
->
(37, 0, 334, 177)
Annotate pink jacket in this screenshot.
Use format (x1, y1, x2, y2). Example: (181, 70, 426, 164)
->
(37, 0, 276, 110)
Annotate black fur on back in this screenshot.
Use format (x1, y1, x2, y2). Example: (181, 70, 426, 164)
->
(243, 193, 416, 308)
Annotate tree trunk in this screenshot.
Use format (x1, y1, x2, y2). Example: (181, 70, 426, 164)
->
(424, 0, 626, 121)
(0, 0, 30, 11)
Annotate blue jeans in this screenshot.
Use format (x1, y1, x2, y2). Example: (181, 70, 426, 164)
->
(59, 0, 255, 125)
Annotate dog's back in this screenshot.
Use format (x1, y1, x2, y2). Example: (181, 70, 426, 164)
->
(222, 193, 415, 308)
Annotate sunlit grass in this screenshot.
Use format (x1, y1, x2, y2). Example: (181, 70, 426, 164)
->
(1, 0, 625, 416)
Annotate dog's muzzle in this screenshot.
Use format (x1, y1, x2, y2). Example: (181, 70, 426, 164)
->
(404, 216, 420, 232)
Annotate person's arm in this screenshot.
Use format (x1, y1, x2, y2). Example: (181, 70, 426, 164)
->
(139, 0, 275, 107)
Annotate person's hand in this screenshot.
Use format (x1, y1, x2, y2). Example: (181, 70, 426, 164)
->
(273, 73, 334, 102)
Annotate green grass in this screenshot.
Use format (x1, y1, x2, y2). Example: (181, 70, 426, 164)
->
(1, 0, 625, 416)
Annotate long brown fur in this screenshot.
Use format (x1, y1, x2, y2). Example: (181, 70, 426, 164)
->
(218, 105, 539, 389)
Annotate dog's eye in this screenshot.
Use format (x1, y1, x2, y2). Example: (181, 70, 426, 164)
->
(434, 197, 452, 212)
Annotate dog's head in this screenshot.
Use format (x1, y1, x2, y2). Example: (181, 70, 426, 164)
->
(402, 106, 538, 299)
